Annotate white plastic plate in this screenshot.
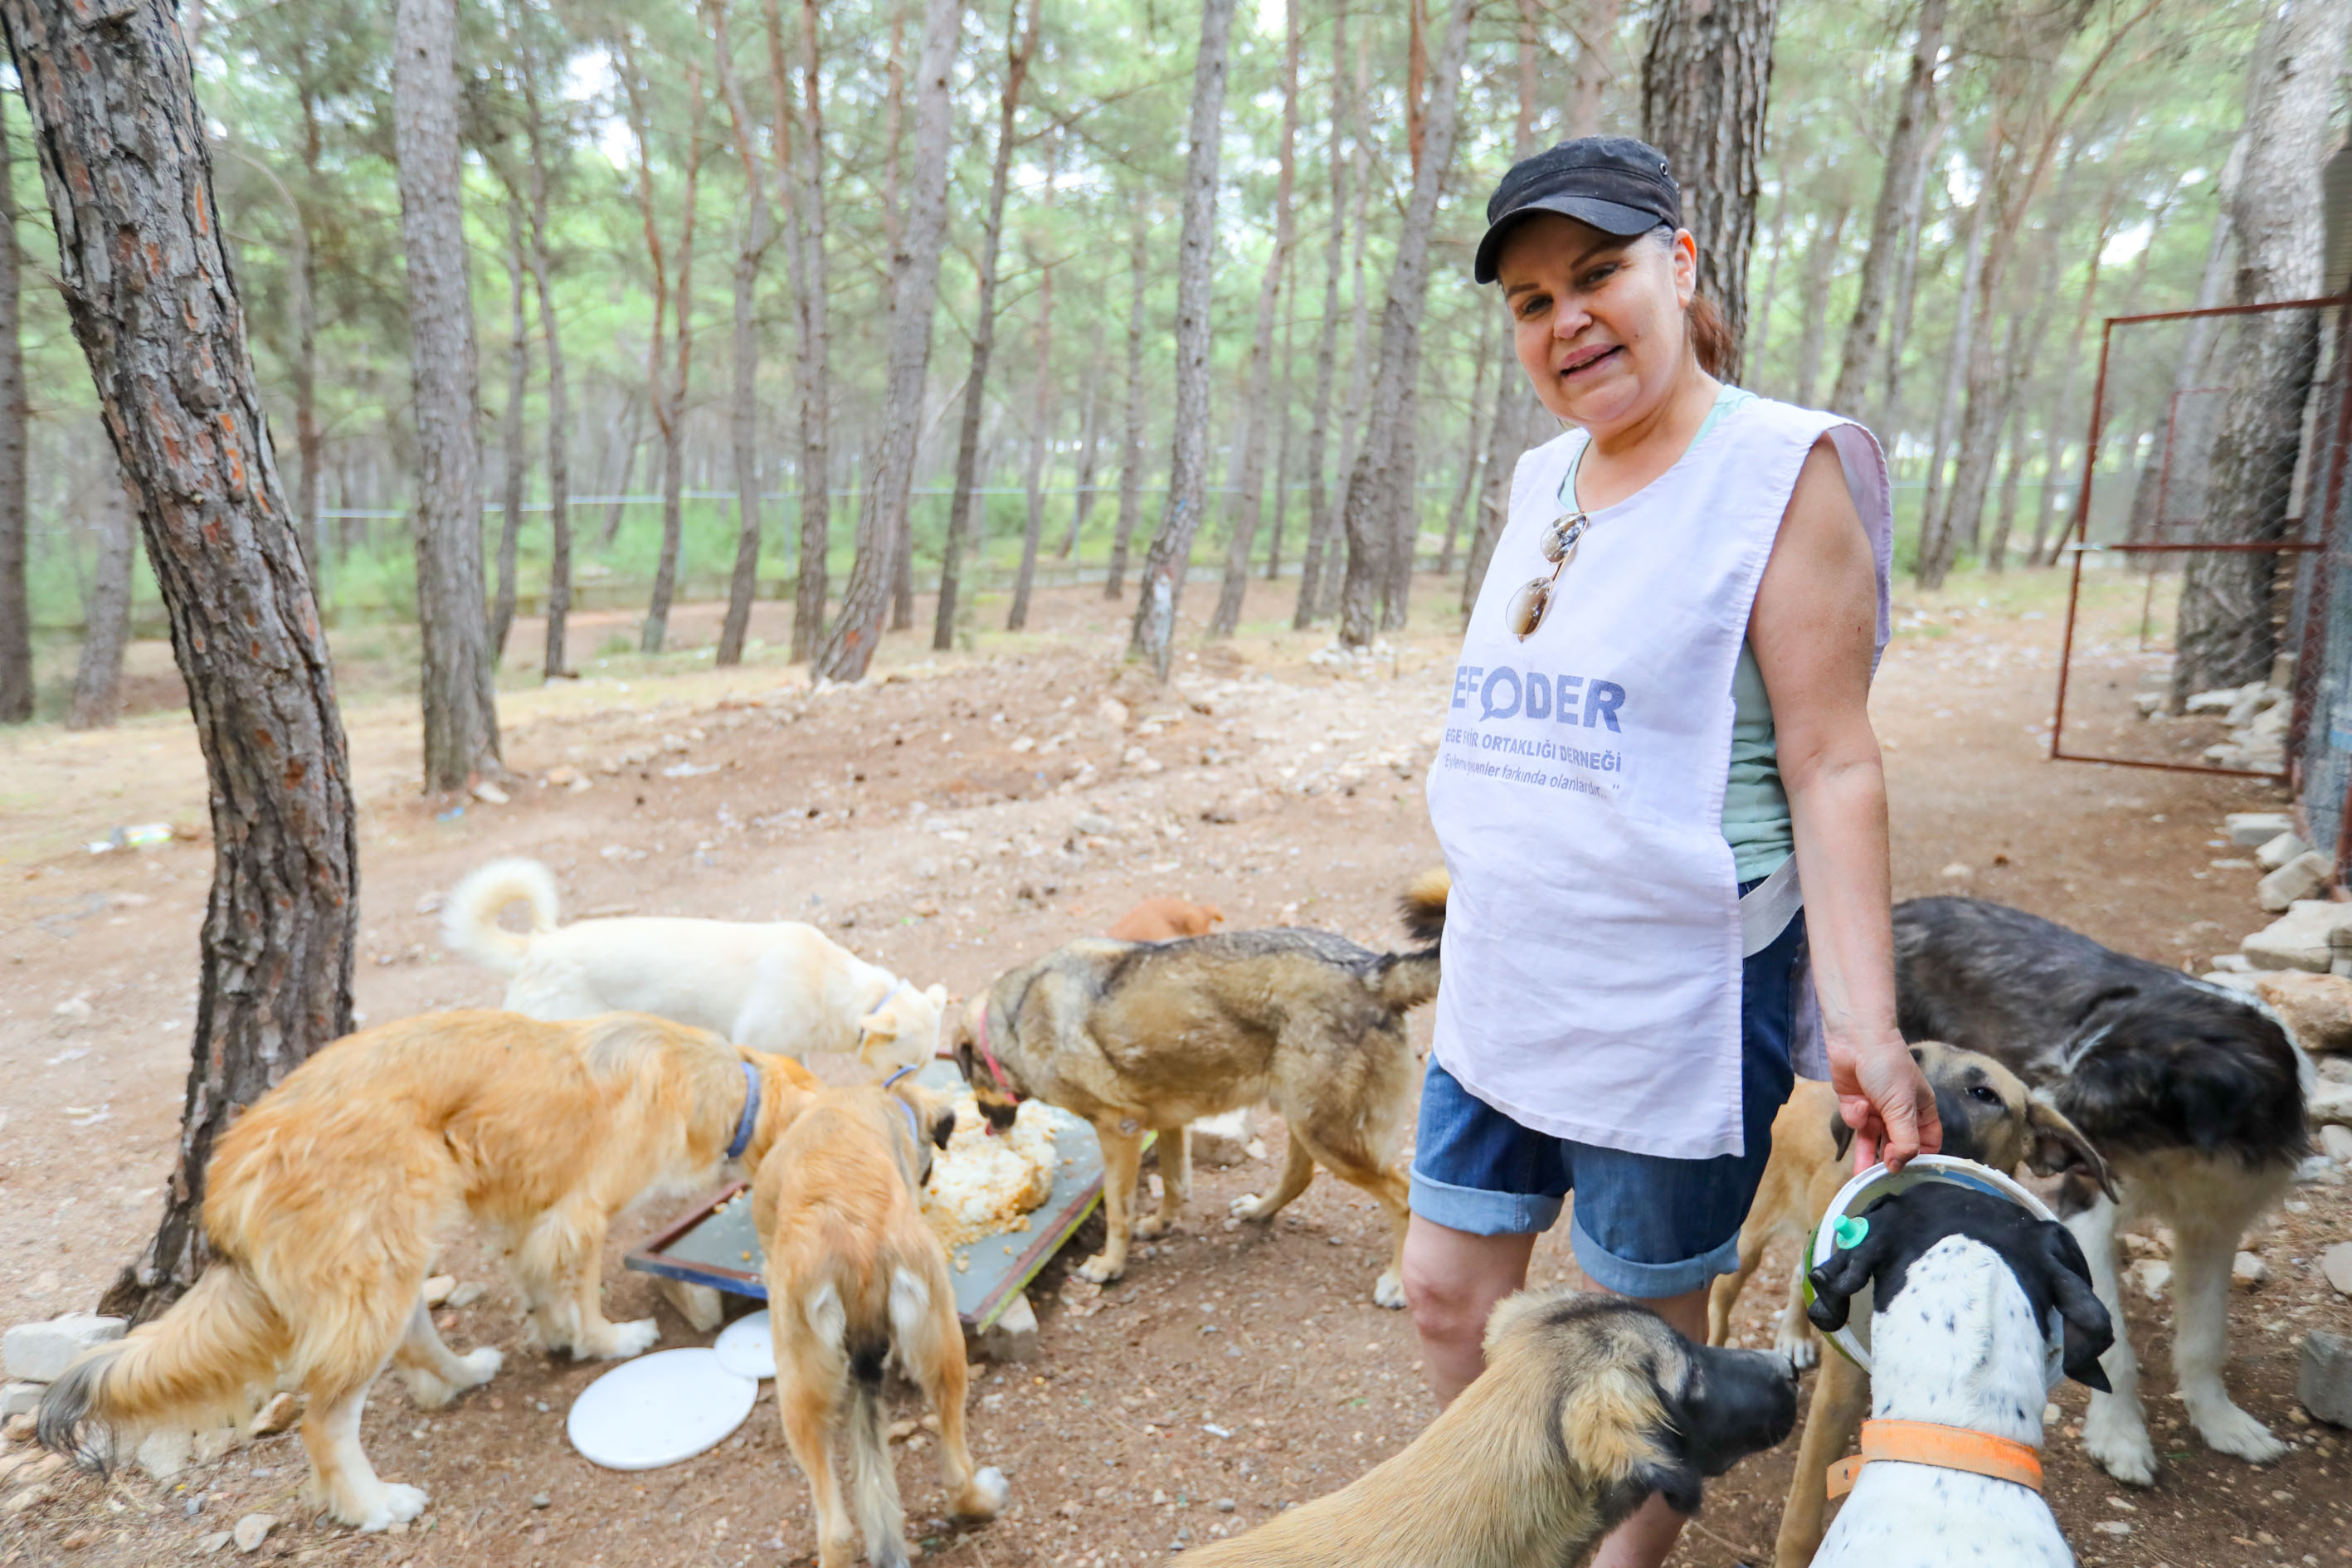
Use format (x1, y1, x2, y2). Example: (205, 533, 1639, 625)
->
(1804, 1153, 2069, 1392)
(566, 1348, 757, 1471)
(713, 1309, 776, 1381)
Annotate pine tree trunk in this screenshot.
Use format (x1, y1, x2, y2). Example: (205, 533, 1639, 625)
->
(782, 0, 831, 663)
(1790, 206, 1848, 408)
(1291, 0, 1349, 629)
(1127, 0, 1239, 678)
(393, 0, 500, 789)
(933, 0, 1036, 648)
(519, 51, 572, 677)
(1320, 17, 1372, 623)
(714, 0, 777, 669)
(66, 481, 135, 730)
(1984, 399, 2028, 572)
(1107, 216, 1148, 601)
(2127, 140, 2246, 545)
(1746, 192, 1790, 379)
(1439, 327, 1491, 578)
(1913, 195, 1987, 586)
(1210, 0, 1300, 640)
(1564, 0, 1621, 139)
(1265, 267, 1298, 581)
(1060, 336, 1103, 558)
(814, 0, 962, 684)
(2172, 0, 2346, 704)
(630, 60, 707, 655)
(1829, 0, 1946, 422)
(0, 103, 29, 723)
(1336, 0, 1475, 650)
(0, 0, 357, 1317)
(1008, 186, 1058, 633)
(1872, 118, 1945, 443)
(1641, 0, 1780, 382)
(599, 392, 642, 548)
(489, 192, 528, 664)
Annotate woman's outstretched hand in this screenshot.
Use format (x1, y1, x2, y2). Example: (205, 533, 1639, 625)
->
(1830, 1032, 1941, 1173)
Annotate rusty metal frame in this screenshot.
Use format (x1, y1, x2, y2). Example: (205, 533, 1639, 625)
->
(2048, 295, 2350, 783)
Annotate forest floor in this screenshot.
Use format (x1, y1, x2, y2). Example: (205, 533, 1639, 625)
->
(0, 565, 2347, 1568)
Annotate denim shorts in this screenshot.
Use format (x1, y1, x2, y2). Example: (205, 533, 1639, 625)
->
(1408, 896, 1804, 1299)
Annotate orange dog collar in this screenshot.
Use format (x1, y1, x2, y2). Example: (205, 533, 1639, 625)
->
(1824, 1418, 2044, 1500)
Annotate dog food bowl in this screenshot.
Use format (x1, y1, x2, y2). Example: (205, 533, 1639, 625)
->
(1803, 1153, 2069, 1393)
(567, 1348, 758, 1470)
(713, 1309, 777, 1380)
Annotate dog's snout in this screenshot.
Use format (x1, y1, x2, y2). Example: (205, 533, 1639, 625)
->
(1683, 1345, 1801, 1477)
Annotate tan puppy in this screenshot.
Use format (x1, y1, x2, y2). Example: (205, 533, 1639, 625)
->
(1105, 897, 1225, 942)
(39, 1011, 818, 1532)
(1704, 1040, 2110, 1568)
(1187, 1289, 1797, 1567)
(757, 1079, 1009, 1568)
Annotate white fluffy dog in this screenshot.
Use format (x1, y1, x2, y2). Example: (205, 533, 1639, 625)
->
(442, 858, 945, 1077)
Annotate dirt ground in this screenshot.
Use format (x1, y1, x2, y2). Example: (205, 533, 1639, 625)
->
(1, 567, 2348, 1568)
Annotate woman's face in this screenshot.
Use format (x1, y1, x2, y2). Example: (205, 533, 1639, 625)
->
(1496, 216, 1697, 433)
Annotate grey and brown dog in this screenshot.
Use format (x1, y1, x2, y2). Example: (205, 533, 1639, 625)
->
(1707, 1040, 2111, 1568)
(1187, 1289, 1798, 1568)
(947, 874, 1449, 1306)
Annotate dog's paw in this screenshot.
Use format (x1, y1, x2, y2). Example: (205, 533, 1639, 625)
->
(2192, 1400, 2286, 1464)
(1371, 1270, 1406, 1311)
(1775, 1317, 1818, 1371)
(955, 1465, 1010, 1520)
(400, 1369, 459, 1411)
(1227, 1193, 1274, 1224)
(460, 1346, 504, 1386)
(1134, 1214, 1174, 1240)
(1076, 1252, 1126, 1285)
(343, 1483, 431, 1532)
(585, 1317, 660, 1361)
(2080, 1401, 2159, 1488)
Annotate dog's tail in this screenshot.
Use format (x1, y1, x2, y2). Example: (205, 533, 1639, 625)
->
(802, 1265, 923, 1568)
(39, 1263, 287, 1469)
(1372, 869, 1449, 1011)
(440, 858, 562, 975)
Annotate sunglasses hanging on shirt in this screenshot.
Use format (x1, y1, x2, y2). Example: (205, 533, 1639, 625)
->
(1505, 511, 1591, 641)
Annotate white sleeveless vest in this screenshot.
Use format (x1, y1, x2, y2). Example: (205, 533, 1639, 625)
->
(1424, 395, 1891, 1160)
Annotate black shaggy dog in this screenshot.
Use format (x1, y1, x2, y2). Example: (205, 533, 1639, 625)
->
(1892, 896, 2309, 1488)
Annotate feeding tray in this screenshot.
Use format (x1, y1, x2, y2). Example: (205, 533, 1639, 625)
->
(626, 1060, 1108, 1331)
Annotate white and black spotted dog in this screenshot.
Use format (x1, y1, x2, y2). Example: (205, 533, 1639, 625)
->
(1804, 1182, 2116, 1568)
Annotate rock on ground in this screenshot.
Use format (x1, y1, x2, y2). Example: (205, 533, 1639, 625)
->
(231, 1513, 275, 1552)
(1, 1314, 124, 1383)
(2301, 1330, 2352, 1427)
(2324, 1242, 2352, 1298)
(2259, 852, 2335, 913)
(2242, 901, 2352, 972)
(2259, 831, 2313, 871)
(2228, 811, 2296, 847)
(2255, 972, 2352, 1053)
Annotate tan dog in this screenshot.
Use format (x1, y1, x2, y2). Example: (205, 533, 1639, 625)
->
(1188, 1289, 1797, 1567)
(1705, 1040, 2110, 1568)
(39, 1011, 817, 1532)
(757, 1079, 1009, 1568)
(949, 874, 1449, 1307)
(1105, 897, 1225, 942)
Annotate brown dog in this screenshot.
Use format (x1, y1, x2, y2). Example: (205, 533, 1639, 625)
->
(1187, 1289, 1797, 1567)
(1705, 1040, 2110, 1568)
(40, 1011, 818, 1531)
(1105, 897, 1225, 942)
(756, 1079, 1009, 1568)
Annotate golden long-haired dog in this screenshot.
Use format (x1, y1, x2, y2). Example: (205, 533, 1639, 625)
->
(756, 1079, 1010, 1568)
(1188, 1289, 1797, 1568)
(39, 1011, 818, 1531)
(1705, 1040, 2109, 1568)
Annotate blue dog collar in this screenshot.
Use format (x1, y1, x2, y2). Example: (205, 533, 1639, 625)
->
(725, 1060, 762, 1161)
(881, 1062, 923, 1143)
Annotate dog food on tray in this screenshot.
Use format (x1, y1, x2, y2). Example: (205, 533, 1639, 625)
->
(923, 1093, 1057, 1252)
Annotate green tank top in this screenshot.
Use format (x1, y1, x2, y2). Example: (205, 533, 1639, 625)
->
(1560, 386, 1792, 880)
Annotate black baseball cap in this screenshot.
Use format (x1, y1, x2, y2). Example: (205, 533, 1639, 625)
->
(1473, 136, 1681, 285)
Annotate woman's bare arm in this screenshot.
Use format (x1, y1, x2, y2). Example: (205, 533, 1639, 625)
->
(1749, 438, 1941, 1171)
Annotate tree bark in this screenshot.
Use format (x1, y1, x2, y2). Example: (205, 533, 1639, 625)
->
(2127, 140, 2246, 545)
(1059, 334, 1103, 558)
(1641, 0, 1780, 382)
(1265, 255, 1298, 581)
(813, 0, 962, 683)
(0, 0, 357, 1317)
(489, 190, 528, 664)
(393, 0, 499, 789)
(780, 0, 831, 663)
(1564, 0, 1622, 139)
(1317, 15, 1371, 622)
(1291, 0, 1349, 629)
(1913, 190, 1987, 585)
(66, 480, 135, 730)
(1438, 324, 1492, 578)
(1872, 113, 1945, 445)
(1790, 204, 1849, 410)
(0, 100, 29, 723)
(1007, 150, 1059, 633)
(934, 0, 1038, 648)
(1828, 0, 1946, 423)
(1335, 0, 1475, 649)
(1107, 213, 1148, 601)
(2172, 0, 2347, 704)
(1746, 188, 1789, 377)
(626, 54, 707, 655)
(713, 0, 777, 668)
(598, 390, 642, 548)
(1210, 0, 1300, 640)
(518, 46, 572, 677)
(1127, 0, 1239, 678)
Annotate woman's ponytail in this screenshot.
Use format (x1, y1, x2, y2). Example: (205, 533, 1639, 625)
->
(1687, 294, 1733, 379)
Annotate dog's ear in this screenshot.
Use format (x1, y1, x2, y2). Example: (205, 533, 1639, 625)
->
(2037, 1220, 2116, 1391)
(1556, 1360, 1698, 1515)
(1805, 1216, 1892, 1333)
(2024, 1097, 2116, 1200)
(1828, 1104, 1856, 1164)
(930, 1106, 957, 1150)
(926, 982, 948, 1011)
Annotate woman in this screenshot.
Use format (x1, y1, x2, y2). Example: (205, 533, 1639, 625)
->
(1405, 137, 1941, 1568)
